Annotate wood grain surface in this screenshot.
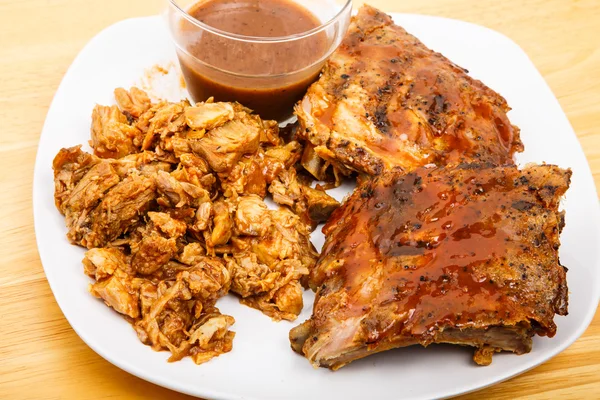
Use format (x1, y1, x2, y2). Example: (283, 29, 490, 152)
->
(1, 0, 599, 398)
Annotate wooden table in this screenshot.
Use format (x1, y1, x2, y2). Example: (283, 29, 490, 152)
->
(1, 0, 599, 398)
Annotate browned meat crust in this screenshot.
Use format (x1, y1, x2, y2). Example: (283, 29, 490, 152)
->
(290, 163, 570, 369)
(296, 5, 523, 181)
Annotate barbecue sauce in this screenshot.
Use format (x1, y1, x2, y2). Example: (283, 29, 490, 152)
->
(177, 0, 328, 121)
(316, 165, 570, 340)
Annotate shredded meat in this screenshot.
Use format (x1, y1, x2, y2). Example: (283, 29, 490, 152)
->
(185, 101, 235, 130)
(226, 196, 317, 320)
(91, 104, 142, 159)
(268, 167, 340, 228)
(52, 87, 320, 364)
(82, 173, 157, 248)
(115, 87, 152, 119)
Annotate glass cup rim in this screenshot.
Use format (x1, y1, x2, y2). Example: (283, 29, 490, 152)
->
(167, 0, 353, 43)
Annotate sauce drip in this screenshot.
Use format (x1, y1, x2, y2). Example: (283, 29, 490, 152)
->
(315, 165, 567, 341)
(177, 0, 328, 121)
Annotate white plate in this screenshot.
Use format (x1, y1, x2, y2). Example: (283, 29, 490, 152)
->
(33, 13, 600, 400)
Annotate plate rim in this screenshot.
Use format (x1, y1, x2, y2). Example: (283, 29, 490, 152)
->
(33, 13, 600, 400)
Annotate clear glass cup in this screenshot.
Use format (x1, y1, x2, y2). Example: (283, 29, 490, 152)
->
(166, 0, 353, 121)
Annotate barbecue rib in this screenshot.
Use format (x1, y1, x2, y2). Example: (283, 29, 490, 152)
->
(296, 5, 523, 181)
(290, 164, 571, 369)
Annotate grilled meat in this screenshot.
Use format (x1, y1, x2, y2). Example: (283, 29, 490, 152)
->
(296, 5, 523, 180)
(290, 163, 571, 369)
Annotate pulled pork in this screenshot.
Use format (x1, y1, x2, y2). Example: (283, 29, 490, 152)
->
(52, 87, 333, 364)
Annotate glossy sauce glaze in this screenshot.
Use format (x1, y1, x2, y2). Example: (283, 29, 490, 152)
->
(177, 0, 327, 121)
(299, 7, 523, 175)
(314, 164, 570, 341)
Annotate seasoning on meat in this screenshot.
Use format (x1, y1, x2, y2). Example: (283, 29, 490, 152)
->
(296, 5, 524, 181)
(290, 163, 571, 369)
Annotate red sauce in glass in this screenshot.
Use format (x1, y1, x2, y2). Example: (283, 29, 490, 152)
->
(177, 0, 327, 121)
